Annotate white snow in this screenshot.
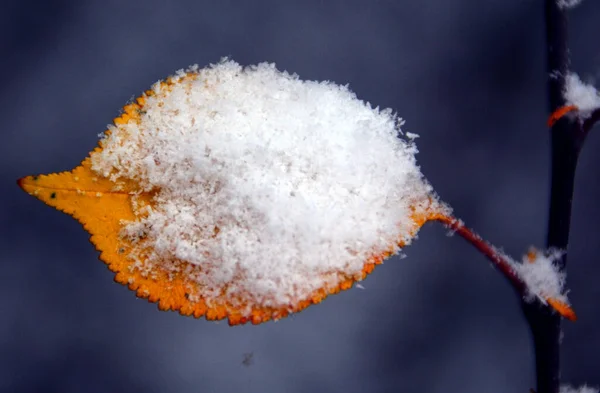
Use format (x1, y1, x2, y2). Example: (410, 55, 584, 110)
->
(561, 385, 599, 393)
(564, 72, 600, 113)
(90, 59, 444, 312)
(557, 0, 584, 9)
(511, 248, 568, 305)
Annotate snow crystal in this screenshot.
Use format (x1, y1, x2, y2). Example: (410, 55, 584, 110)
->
(90, 59, 442, 311)
(564, 73, 600, 113)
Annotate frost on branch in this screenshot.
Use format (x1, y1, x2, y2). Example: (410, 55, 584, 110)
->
(90, 59, 447, 317)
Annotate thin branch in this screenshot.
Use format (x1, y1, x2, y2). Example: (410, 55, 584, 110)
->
(430, 214, 576, 321)
(432, 215, 524, 292)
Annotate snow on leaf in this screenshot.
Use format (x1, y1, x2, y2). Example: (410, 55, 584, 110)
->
(18, 59, 447, 325)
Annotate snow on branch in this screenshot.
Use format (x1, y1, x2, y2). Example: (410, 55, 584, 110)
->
(564, 73, 600, 114)
(548, 72, 600, 128)
(556, 0, 584, 9)
(512, 248, 569, 306)
(560, 384, 600, 393)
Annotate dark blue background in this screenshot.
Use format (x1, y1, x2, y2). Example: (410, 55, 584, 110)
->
(2, 1, 599, 392)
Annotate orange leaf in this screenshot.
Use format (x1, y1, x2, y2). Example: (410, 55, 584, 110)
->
(547, 105, 578, 127)
(547, 297, 577, 321)
(17, 74, 437, 326)
(18, 160, 433, 325)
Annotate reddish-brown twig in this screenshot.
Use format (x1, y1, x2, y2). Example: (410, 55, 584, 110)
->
(429, 213, 576, 321)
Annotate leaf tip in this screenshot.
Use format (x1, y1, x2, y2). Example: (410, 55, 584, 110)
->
(548, 105, 578, 127)
(547, 297, 577, 321)
(17, 175, 39, 195)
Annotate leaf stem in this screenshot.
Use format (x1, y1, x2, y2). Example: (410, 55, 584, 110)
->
(430, 214, 576, 321)
(432, 215, 524, 292)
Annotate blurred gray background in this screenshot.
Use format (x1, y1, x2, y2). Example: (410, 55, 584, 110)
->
(1, 0, 599, 392)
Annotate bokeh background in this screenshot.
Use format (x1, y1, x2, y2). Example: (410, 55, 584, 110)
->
(2, 1, 599, 392)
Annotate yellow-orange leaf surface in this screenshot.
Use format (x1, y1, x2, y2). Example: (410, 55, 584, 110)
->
(18, 160, 434, 324)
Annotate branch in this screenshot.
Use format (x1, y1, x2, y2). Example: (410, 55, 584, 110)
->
(524, 2, 587, 393)
(582, 107, 600, 133)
